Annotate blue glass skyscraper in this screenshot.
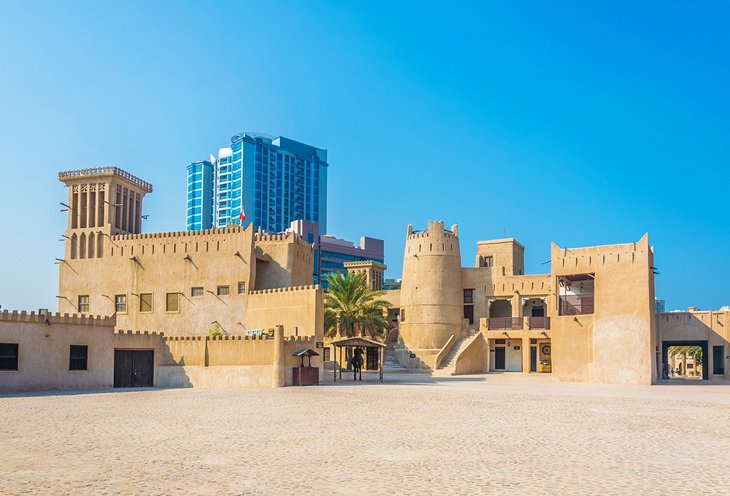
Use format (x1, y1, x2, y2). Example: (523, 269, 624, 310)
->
(187, 133, 328, 234)
(186, 159, 214, 230)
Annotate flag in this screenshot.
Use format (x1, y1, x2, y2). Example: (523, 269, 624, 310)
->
(238, 210, 246, 223)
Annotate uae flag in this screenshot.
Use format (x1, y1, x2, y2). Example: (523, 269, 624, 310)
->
(238, 209, 246, 223)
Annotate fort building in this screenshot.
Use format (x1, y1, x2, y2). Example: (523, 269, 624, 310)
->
(57, 167, 322, 339)
(383, 220, 729, 385)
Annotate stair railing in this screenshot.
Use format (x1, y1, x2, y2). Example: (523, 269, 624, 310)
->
(434, 334, 457, 370)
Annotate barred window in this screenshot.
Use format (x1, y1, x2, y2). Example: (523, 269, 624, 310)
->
(0, 343, 18, 371)
(69, 345, 88, 371)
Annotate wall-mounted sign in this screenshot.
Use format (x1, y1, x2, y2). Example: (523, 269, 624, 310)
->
(316, 342, 323, 348)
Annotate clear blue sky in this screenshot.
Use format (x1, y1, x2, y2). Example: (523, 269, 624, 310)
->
(0, 1, 728, 312)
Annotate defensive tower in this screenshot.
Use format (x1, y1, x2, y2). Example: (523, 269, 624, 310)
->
(397, 220, 463, 368)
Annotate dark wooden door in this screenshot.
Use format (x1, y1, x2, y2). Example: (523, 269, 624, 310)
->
(366, 347, 379, 370)
(114, 350, 154, 388)
(713, 346, 725, 375)
(495, 347, 505, 370)
(530, 347, 537, 372)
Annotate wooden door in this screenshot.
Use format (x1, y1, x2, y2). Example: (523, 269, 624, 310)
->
(366, 347, 379, 370)
(495, 347, 506, 370)
(530, 347, 537, 372)
(114, 350, 154, 388)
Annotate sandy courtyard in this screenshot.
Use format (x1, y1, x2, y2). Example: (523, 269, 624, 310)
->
(2, 373, 730, 495)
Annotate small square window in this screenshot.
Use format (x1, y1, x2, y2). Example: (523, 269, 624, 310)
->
(115, 294, 127, 313)
(191, 287, 204, 297)
(237, 282, 246, 294)
(78, 295, 89, 313)
(166, 292, 180, 313)
(0, 343, 19, 371)
(69, 345, 88, 371)
(139, 293, 153, 313)
(217, 285, 230, 296)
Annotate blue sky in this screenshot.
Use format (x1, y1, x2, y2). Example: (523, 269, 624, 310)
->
(0, 1, 728, 311)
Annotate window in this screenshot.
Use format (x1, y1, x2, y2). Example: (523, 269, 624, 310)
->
(323, 348, 330, 362)
(166, 292, 180, 312)
(191, 287, 204, 297)
(114, 294, 127, 313)
(69, 345, 88, 371)
(78, 295, 89, 313)
(480, 255, 494, 268)
(400, 309, 406, 322)
(463, 289, 474, 304)
(238, 281, 246, 294)
(0, 343, 18, 371)
(217, 285, 230, 296)
(139, 293, 153, 313)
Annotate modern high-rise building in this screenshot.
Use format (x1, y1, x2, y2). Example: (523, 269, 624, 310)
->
(186, 132, 328, 233)
(287, 220, 384, 289)
(186, 159, 215, 231)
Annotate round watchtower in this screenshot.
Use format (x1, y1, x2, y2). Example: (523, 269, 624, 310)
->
(398, 220, 463, 368)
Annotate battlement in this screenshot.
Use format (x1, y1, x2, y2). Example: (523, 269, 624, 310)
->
(114, 329, 165, 337)
(0, 309, 116, 326)
(552, 234, 652, 272)
(59, 166, 153, 192)
(406, 220, 459, 240)
(255, 231, 314, 251)
(112, 224, 249, 241)
(248, 285, 320, 295)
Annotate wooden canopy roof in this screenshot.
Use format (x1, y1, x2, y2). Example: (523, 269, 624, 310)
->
(330, 337, 387, 348)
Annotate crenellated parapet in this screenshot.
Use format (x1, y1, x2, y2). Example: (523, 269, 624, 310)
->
(112, 224, 248, 241)
(0, 309, 116, 327)
(406, 220, 459, 240)
(248, 284, 320, 295)
(114, 329, 165, 337)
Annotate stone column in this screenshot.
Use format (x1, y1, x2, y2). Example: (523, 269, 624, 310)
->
(271, 325, 285, 387)
(522, 336, 531, 373)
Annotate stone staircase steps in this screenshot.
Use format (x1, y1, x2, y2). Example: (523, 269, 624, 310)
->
(433, 330, 480, 376)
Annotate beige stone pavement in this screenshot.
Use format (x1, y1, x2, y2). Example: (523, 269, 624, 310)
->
(2, 373, 730, 495)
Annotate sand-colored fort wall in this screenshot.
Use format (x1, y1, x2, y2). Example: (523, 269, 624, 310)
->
(59, 226, 257, 336)
(0, 311, 117, 391)
(157, 329, 322, 389)
(657, 311, 730, 381)
(246, 285, 324, 338)
(550, 235, 655, 384)
(254, 232, 314, 290)
(1, 311, 321, 391)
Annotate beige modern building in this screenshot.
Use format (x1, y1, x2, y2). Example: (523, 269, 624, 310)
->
(385, 220, 729, 385)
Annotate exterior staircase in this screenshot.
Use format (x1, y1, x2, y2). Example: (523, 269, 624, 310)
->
(432, 329, 480, 376)
(382, 348, 409, 373)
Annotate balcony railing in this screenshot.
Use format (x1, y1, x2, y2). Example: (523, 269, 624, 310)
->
(559, 295, 594, 316)
(487, 317, 523, 330)
(528, 316, 551, 330)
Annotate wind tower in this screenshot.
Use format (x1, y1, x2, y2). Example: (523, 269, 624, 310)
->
(58, 167, 153, 260)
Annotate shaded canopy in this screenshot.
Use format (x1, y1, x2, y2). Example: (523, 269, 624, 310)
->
(330, 337, 387, 348)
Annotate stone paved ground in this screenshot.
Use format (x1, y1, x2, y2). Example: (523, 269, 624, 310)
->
(2, 373, 730, 495)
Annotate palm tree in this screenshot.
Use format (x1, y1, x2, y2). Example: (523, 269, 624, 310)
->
(668, 345, 703, 377)
(324, 272, 390, 340)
